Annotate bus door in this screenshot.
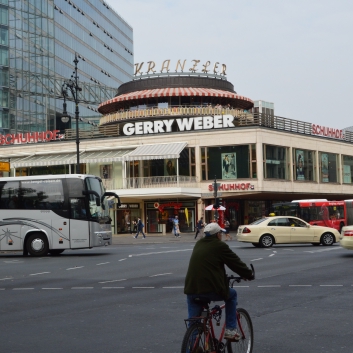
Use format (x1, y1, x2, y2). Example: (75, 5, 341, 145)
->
(69, 198, 90, 248)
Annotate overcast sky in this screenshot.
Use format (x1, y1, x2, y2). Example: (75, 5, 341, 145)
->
(108, 0, 353, 129)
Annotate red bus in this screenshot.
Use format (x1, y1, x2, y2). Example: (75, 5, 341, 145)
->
(271, 199, 347, 232)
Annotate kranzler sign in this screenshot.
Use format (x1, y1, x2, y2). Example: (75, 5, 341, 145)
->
(0, 130, 63, 145)
(123, 115, 235, 136)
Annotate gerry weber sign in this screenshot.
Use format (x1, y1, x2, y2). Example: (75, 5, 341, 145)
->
(134, 59, 227, 76)
(123, 115, 234, 136)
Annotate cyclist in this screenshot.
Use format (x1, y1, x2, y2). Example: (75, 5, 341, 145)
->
(184, 222, 254, 340)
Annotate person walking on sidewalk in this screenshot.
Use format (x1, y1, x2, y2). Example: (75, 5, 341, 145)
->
(173, 215, 180, 238)
(134, 217, 146, 239)
(224, 219, 232, 241)
(194, 217, 204, 239)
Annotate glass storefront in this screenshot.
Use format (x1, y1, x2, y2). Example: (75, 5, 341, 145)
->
(263, 144, 289, 179)
(342, 155, 353, 184)
(146, 201, 196, 233)
(293, 149, 316, 181)
(319, 152, 338, 183)
(116, 204, 141, 234)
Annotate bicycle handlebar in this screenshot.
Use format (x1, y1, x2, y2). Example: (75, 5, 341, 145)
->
(227, 264, 255, 285)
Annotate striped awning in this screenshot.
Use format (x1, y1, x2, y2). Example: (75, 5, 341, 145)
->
(100, 88, 253, 107)
(124, 142, 187, 161)
(10, 149, 133, 168)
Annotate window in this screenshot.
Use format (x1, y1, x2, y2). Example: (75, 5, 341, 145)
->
(288, 217, 307, 227)
(268, 218, 290, 226)
(319, 152, 338, 183)
(342, 155, 353, 184)
(293, 149, 316, 181)
(263, 145, 289, 180)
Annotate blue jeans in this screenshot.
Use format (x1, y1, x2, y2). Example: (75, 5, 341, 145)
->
(186, 288, 237, 329)
(135, 229, 145, 238)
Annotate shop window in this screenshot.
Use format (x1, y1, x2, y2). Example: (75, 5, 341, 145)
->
(342, 155, 353, 184)
(293, 149, 316, 182)
(319, 152, 338, 183)
(201, 145, 251, 180)
(263, 144, 289, 180)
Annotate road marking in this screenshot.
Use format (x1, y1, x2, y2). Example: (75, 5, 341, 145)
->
(251, 258, 263, 261)
(119, 258, 127, 262)
(305, 247, 342, 253)
(0, 277, 12, 281)
(289, 285, 312, 287)
(42, 288, 63, 290)
(0, 288, 5, 290)
(96, 262, 110, 266)
(282, 249, 294, 251)
(320, 285, 343, 287)
(99, 279, 126, 284)
(258, 285, 281, 287)
(4, 260, 23, 263)
(30, 272, 50, 276)
(234, 286, 250, 288)
(150, 273, 172, 277)
(163, 286, 183, 288)
(13, 288, 34, 290)
(128, 249, 193, 257)
(102, 287, 125, 289)
(269, 254, 275, 257)
(71, 287, 94, 289)
(66, 266, 84, 270)
(132, 287, 154, 289)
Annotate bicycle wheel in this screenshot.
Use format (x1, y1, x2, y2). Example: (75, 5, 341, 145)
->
(181, 322, 210, 353)
(226, 308, 253, 353)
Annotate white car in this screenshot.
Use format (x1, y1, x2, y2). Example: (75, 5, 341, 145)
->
(236, 216, 340, 248)
(340, 226, 353, 250)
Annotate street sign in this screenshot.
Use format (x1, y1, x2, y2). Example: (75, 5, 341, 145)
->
(0, 161, 10, 172)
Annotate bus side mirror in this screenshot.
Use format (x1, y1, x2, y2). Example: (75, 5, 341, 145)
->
(96, 197, 101, 207)
(101, 192, 121, 207)
(83, 190, 101, 206)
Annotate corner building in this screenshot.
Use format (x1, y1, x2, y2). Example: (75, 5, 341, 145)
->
(3, 67, 353, 235)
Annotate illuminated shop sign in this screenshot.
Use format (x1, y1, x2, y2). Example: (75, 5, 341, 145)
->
(134, 59, 227, 76)
(311, 124, 344, 140)
(0, 130, 63, 145)
(208, 183, 254, 191)
(118, 203, 140, 209)
(123, 115, 234, 136)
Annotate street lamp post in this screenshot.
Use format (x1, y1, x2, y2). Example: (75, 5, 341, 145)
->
(62, 53, 82, 174)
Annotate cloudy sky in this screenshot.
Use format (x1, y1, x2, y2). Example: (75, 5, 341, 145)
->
(108, 0, 353, 129)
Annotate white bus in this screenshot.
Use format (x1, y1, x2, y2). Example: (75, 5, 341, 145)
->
(0, 174, 120, 256)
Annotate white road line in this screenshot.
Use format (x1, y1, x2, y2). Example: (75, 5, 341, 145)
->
(71, 287, 94, 289)
(119, 258, 127, 262)
(42, 288, 63, 290)
(269, 254, 275, 257)
(102, 287, 125, 289)
(163, 286, 183, 288)
(233, 286, 250, 288)
(99, 279, 126, 284)
(258, 285, 281, 287)
(129, 249, 193, 257)
(289, 285, 312, 287)
(66, 266, 84, 270)
(149, 273, 172, 277)
(251, 258, 263, 261)
(320, 285, 343, 287)
(282, 249, 294, 251)
(132, 287, 154, 289)
(305, 247, 342, 254)
(4, 260, 23, 263)
(0, 277, 12, 281)
(273, 251, 277, 253)
(96, 262, 110, 266)
(13, 288, 34, 290)
(0, 288, 5, 290)
(30, 272, 50, 276)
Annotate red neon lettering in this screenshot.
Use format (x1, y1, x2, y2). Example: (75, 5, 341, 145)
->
(5, 134, 13, 145)
(208, 185, 213, 191)
(45, 131, 53, 141)
(230, 184, 235, 190)
(0, 135, 5, 145)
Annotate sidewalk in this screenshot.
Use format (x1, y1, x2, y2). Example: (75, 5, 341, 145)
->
(111, 232, 237, 245)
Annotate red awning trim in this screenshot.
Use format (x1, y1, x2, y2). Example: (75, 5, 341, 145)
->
(99, 88, 253, 108)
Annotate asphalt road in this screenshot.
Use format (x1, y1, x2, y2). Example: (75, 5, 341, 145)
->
(1, 241, 353, 353)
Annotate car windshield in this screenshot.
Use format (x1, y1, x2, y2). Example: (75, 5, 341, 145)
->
(250, 218, 268, 225)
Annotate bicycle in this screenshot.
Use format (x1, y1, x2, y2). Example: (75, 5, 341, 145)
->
(181, 264, 255, 353)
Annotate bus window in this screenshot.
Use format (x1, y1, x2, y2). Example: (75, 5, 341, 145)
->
(70, 198, 87, 220)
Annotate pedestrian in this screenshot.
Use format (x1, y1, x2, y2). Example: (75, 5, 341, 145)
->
(131, 219, 137, 234)
(133, 217, 146, 239)
(173, 215, 180, 238)
(194, 217, 204, 239)
(184, 223, 254, 340)
(224, 219, 232, 241)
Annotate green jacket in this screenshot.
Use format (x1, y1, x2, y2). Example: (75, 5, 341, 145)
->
(184, 235, 253, 299)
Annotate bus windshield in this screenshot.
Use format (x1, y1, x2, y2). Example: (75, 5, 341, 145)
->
(85, 177, 109, 219)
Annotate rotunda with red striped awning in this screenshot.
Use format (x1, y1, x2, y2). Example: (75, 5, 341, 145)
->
(98, 75, 254, 132)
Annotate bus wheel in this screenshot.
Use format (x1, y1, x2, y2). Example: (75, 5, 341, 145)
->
(320, 233, 334, 246)
(26, 233, 49, 257)
(49, 249, 65, 256)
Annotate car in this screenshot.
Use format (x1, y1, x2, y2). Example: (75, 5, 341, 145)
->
(340, 226, 353, 250)
(236, 216, 340, 248)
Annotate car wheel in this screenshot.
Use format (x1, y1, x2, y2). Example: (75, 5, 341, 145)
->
(252, 243, 261, 248)
(260, 234, 274, 248)
(26, 233, 49, 257)
(320, 232, 334, 246)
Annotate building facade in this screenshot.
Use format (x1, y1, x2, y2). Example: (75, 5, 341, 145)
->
(2, 63, 353, 235)
(0, 0, 133, 135)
